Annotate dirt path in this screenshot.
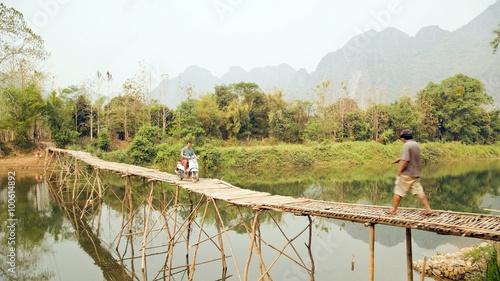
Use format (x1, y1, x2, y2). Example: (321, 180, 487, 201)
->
(0, 152, 45, 169)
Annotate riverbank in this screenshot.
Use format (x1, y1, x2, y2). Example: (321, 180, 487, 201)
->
(413, 241, 499, 281)
(0, 152, 45, 169)
(149, 141, 500, 169)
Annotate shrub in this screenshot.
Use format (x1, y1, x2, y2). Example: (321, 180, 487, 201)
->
(97, 131, 110, 151)
(53, 127, 80, 148)
(127, 136, 156, 165)
(103, 149, 128, 163)
(421, 145, 442, 164)
(155, 142, 183, 167)
(197, 143, 221, 168)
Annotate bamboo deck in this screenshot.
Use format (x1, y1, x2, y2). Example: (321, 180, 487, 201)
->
(46, 148, 500, 242)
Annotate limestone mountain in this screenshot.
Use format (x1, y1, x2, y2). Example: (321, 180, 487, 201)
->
(153, 0, 500, 108)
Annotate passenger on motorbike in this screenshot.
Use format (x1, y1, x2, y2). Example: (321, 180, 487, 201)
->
(180, 140, 198, 171)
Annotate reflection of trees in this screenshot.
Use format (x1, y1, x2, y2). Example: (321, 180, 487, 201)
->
(214, 160, 500, 214)
(0, 173, 66, 280)
(47, 180, 134, 281)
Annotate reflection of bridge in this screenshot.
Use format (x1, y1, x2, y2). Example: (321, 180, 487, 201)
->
(45, 148, 500, 281)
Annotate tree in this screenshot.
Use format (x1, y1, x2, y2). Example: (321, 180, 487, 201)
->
(104, 94, 145, 140)
(312, 81, 337, 140)
(491, 23, 500, 54)
(97, 130, 110, 151)
(345, 110, 369, 141)
(417, 74, 494, 143)
(233, 82, 268, 140)
(74, 94, 92, 137)
(150, 101, 173, 136)
(387, 96, 420, 141)
(171, 100, 205, 141)
(214, 84, 237, 110)
(0, 84, 45, 148)
(126, 126, 162, 164)
(333, 97, 359, 140)
(195, 94, 225, 139)
(0, 3, 49, 66)
(365, 103, 390, 142)
(45, 88, 80, 147)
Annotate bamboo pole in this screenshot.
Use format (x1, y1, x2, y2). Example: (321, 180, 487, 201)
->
(185, 191, 193, 278)
(369, 223, 375, 281)
(420, 256, 427, 281)
(211, 198, 242, 280)
(167, 185, 180, 281)
(214, 201, 228, 279)
(306, 215, 315, 280)
(189, 197, 211, 280)
(96, 168, 102, 200)
(258, 215, 311, 280)
(406, 228, 413, 281)
(115, 175, 128, 251)
(72, 158, 78, 201)
(141, 181, 155, 278)
(244, 209, 262, 279)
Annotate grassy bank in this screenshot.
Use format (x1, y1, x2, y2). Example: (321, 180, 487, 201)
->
(140, 140, 500, 170)
(200, 141, 500, 168)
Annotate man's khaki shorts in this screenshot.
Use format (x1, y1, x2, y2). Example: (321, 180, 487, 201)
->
(394, 175, 424, 197)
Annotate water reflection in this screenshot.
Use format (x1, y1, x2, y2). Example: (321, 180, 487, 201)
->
(0, 159, 498, 280)
(205, 160, 500, 214)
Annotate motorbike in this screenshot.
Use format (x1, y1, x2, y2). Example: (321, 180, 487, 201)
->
(175, 156, 199, 182)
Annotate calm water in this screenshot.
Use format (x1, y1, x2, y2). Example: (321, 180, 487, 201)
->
(0, 159, 499, 281)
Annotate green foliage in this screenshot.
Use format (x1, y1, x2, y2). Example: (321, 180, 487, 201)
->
(45, 88, 80, 147)
(127, 136, 155, 164)
(378, 129, 394, 145)
(463, 244, 500, 281)
(136, 126, 162, 145)
(102, 149, 128, 164)
(154, 142, 184, 168)
(420, 145, 442, 164)
(171, 101, 205, 140)
(304, 121, 322, 141)
(418, 74, 494, 143)
(481, 246, 500, 281)
(53, 127, 80, 148)
(126, 126, 162, 164)
(0, 84, 45, 149)
(97, 131, 110, 151)
(197, 143, 221, 169)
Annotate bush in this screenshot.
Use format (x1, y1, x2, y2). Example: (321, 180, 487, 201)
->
(103, 149, 128, 163)
(53, 127, 80, 148)
(97, 131, 110, 151)
(197, 143, 221, 168)
(155, 142, 183, 168)
(136, 126, 162, 145)
(127, 136, 156, 165)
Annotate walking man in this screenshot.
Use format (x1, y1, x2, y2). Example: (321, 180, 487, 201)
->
(386, 129, 433, 216)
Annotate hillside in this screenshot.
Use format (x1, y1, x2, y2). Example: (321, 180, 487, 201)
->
(153, 1, 500, 108)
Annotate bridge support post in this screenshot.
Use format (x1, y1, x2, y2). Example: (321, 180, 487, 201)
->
(406, 228, 413, 281)
(369, 223, 375, 281)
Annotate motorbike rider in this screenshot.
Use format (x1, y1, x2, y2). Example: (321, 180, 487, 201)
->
(180, 140, 198, 172)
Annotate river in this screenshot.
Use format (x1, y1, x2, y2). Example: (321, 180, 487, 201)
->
(0, 159, 499, 281)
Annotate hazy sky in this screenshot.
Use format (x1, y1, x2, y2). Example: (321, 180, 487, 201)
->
(3, 0, 498, 94)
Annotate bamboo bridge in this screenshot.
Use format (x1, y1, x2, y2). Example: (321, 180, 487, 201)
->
(44, 147, 500, 281)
